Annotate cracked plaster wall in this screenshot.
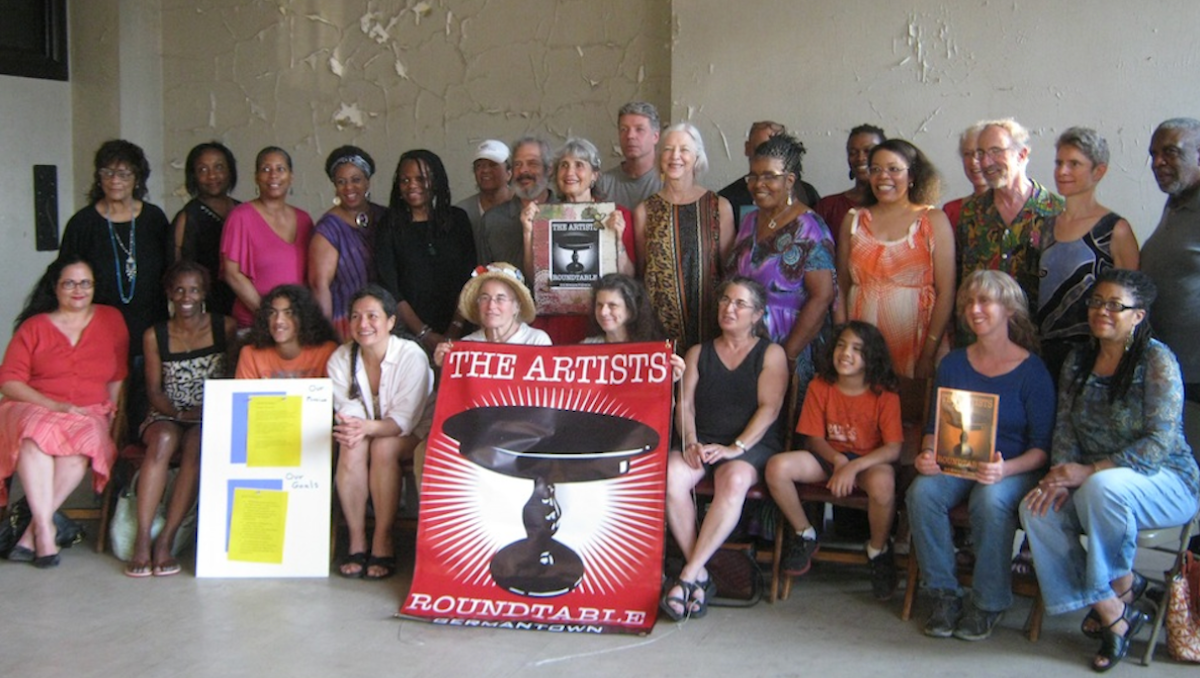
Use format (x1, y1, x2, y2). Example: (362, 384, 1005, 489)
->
(673, 0, 1200, 242)
(159, 0, 671, 213)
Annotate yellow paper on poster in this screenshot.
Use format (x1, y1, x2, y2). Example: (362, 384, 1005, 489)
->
(228, 488, 288, 564)
(246, 395, 302, 467)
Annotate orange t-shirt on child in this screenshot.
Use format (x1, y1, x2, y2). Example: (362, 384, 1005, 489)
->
(796, 378, 903, 456)
(235, 342, 338, 379)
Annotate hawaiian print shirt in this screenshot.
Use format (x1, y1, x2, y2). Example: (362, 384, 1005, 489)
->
(956, 178, 1064, 310)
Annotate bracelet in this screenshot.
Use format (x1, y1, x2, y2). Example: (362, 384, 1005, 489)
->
(416, 325, 431, 341)
(450, 320, 465, 330)
(921, 447, 935, 455)
(926, 334, 940, 345)
(734, 439, 748, 453)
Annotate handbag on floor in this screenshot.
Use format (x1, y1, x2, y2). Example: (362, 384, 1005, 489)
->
(1167, 551, 1200, 662)
(109, 469, 197, 562)
(0, 497, 85, 557)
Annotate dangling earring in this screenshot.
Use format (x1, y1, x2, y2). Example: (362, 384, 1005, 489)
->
(168, 300, 175, 318)
(1125, 328, 1136, 352)
(201, 300, 207, 314)
(786, 194, 793, 206)
(848, 169, 854, 181)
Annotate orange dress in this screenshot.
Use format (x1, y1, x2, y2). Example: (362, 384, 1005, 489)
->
(845, 208, 937, 378)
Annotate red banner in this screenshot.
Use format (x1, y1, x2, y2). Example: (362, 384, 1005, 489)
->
(400, 341, 673, 634)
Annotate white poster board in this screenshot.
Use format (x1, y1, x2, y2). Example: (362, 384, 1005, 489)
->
(196, 378, 333, 578)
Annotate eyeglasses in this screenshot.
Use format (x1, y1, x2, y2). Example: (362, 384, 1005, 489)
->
(98, 168, 134, 182)
(868, 165, 909, 177)
(974, 147, 1013, 160)
(718, 296, 755, 311)
(476, 293, 514, 307)
(743, 172, 791, 185)
(1085, 298, 1139, 313)
(59, 279, 94, 291)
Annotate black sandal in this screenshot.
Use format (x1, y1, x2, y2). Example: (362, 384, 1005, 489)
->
(338, 551, 368, 579)
(1092, 602, 1148, 672)
(660, 578, 696, 621)
(363, 555, 396, 580)
(688, 576, 712, 619)
(1082, 572, 1147, 639)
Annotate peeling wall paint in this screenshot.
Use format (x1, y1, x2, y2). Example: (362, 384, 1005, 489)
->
(672, 0, 1200, 241)
(160, 0, 671, 213)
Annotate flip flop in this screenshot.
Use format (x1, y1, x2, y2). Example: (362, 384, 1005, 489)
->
(363, 555, 396, 581)
(153, 559, 182, 577)
(124, 560, 153, 578)
(338, 552, 369, 579)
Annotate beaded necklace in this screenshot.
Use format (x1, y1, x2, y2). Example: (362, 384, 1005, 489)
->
(105, 206, 137, 304)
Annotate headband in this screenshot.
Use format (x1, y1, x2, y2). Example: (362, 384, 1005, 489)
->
(329, 154, 373, 180)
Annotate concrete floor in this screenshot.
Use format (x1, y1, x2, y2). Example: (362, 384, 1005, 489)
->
(1, 525, 1193, 678)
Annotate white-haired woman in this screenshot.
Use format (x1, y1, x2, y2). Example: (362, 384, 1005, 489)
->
(634, 123, 735, 353)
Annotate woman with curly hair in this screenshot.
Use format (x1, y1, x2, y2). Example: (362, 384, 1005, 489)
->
(836, 138, 955, 381)
(234, 285, 338, 379)
(766, 321, 904, 601)
(907, 271, 1055, 641)
(375, 149, 476, 354)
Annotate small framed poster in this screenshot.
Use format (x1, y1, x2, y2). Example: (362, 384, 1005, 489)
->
(530, 203, 620, 314)
(933, 387, 999, 480)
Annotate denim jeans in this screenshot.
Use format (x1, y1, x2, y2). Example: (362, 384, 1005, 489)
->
(1020, 468, 1197, 615)
(907, 471, 1039, 612)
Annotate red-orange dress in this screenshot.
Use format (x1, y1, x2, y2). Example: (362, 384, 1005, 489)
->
(845, 208, 937, 378)
(0, 306, 129, 505)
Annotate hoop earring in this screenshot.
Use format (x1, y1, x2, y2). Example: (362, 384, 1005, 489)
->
(332, 196, 341, 206)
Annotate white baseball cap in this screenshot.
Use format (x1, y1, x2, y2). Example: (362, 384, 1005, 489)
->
(473, 139, 510, 164)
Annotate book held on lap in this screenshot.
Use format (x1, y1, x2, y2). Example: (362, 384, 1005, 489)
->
(933, 387, 998, 480)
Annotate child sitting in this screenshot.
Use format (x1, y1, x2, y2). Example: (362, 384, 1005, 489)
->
(765, 320, 903, 600)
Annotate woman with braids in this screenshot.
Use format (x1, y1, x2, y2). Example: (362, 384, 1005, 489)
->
(375, 150, 477, 354)
(310, 145, 387, 341)
(234, 285, 337, 379)
(836, 138, 955, 381)
(815, 124, 886, 245)
(727, 132, 836, 416)
(1022, 269, 1198, 672)
(328, 285, 432, 580)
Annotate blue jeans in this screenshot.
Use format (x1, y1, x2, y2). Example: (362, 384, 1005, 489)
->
(1020, 468, 1197, 615)
(907, 471, 1039, 612)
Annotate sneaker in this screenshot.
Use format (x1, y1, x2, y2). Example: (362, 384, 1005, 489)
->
(867, 542, 898, 601)
(953, 603, 1004, 641)
(781, 532, 819, 576)
(923, 590, 962, 638)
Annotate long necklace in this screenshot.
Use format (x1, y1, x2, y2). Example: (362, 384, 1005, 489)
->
(105, 205, 137, 304)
